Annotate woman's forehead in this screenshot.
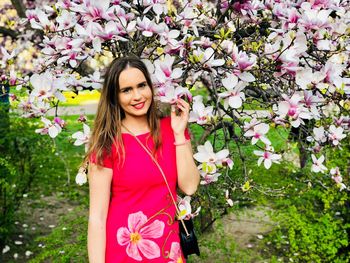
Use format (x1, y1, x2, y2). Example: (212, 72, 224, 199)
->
(119, 67, 147, 88)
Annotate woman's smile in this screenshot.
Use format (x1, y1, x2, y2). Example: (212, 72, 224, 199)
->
(132, 101, 145, 109)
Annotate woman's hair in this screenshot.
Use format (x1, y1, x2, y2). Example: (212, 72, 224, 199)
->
(85, 56, 161, 167)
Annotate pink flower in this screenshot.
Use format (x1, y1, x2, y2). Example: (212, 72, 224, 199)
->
(117, 211, 164, 261)
(168, 242, 183, 263)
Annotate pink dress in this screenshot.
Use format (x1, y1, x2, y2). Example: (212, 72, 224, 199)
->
(93, 117, 188, 262)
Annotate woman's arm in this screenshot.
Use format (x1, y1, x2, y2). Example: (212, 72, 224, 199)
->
(87, 164, 113, 263)
(174, 133, 200, 195)
(171, 99, 200, 196)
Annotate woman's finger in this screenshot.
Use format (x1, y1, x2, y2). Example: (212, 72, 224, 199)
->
(177, 98, 190, 110)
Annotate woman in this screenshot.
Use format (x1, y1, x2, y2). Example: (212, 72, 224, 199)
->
(86, 56, 200, 262)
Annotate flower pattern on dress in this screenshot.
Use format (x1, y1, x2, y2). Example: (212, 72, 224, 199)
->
(168, 242, 183, 263)
(117, 211, 165, 261)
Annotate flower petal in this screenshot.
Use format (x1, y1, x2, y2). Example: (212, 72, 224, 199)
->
(169, 242, 182, 260)
(126, 243, 142, 261)
(137, 239, 161, 259)
(117, 227, 131, 246)
(128, 211, 147, 233)
(139, 220, 164, 239)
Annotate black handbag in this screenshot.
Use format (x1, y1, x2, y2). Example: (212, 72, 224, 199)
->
(179, 217, 200, 258)
(123, 125, 200, 259)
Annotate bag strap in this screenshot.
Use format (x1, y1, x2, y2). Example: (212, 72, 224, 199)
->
(122, 125, 190, 237)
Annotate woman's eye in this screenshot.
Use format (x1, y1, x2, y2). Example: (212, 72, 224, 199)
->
(122, 88, 131, 93)
(139, 83, 147, 88)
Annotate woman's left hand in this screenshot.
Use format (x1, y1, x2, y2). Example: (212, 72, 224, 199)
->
(171, 98, 190, 136)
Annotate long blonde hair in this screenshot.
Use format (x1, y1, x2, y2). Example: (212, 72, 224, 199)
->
(85, 56, 161, 167)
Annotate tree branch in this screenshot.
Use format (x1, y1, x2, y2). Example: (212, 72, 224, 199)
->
(0, 26, 19, 39)
(11, 0, 26, 18)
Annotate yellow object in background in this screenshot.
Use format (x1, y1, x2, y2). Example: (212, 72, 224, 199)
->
(62, 90, 100, 106)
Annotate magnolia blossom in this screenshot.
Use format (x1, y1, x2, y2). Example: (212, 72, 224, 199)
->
(200, 171, 221, 185)
(9, 70, 17, 86)
(177, 196, 192, 220)
(30, 72, 67, 102)
(253, 146, 281, 169)
(142, 0, 168, 15)
(193, 141, 232, 173)
(75, 170, 87, 185)
(300, 90, 323, 119)
(192, 47, 225, 69)
(328, 125, 346, 146)
(330, 167, 347, 191)
(231, 45, 256, 82)
(218, 74, 246, 109)
(277, 93, 312, 128)
(225, 189, 233, 207)
(153, 55, 183, 92)
(56, 10, 77, 30)
(136, 17, 159, 37)
(35, 117, 64, 138)
(295, 68, 325, 90)
(307, 126, 327, 143)
(244, 122, 271, 145)
(72, 123, 91, 152)
(156, 83, 192, 104)
(1, 46, 16, 66)
(70, 0, 116, 21)
(27, 8, 56, 31)
(311, 154, 327, 173)
(177, 196, 200, 220)
(189, 96, 213, 125)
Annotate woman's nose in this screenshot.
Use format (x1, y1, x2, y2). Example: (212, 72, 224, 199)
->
(133, 89, 142, 100)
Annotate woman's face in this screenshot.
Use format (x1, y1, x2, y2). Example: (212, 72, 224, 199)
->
(118, 67, 153, 120)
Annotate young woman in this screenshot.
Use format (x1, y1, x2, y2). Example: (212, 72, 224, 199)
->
(86, 56, 200, 262)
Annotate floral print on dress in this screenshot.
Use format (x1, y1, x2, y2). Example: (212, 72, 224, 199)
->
(117, 211, 165, 261)
(168, 242, 183, 263)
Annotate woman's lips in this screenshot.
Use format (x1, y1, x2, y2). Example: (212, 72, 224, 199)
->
(132, 102, 145, 109)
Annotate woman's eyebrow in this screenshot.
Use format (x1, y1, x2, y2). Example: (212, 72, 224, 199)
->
(120, 81, 147, 90)
(137, 81, 147, 86)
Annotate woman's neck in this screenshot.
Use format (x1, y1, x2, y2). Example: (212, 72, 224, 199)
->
(121, 117, 150, 134)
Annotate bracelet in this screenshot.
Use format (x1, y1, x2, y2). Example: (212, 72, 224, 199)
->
(174, 139, 190, 146)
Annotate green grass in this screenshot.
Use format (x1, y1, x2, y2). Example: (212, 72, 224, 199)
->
(4, 114, 350, 262)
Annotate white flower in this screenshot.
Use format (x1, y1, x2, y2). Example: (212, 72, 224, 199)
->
(277, 93, 312, 128)
(189, 96, 213, 125)
(328, 125, 346, 146)
(313, 127, 327, 143)
(35, 117, 62, 138)
(2, 245, 10, 254)
(200, 171, 221, 185)
(72, 124, 91, 152)
(218, 74, 246, 109)
(75, 171, 87, 186)
(311, 154, 327, 173)
(244, 122, 271, 145)
(225, 190, 233, 207)
(25, 250, 33, 257)
(177, 196, 192, 220)
(253, 146, 281, 169)
(193, 141, 231, 172)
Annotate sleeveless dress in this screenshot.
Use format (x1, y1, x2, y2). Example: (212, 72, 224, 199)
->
(93, 117, 188, 262)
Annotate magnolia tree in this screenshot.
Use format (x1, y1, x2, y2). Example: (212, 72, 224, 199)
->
(1, 0, 350, 229)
